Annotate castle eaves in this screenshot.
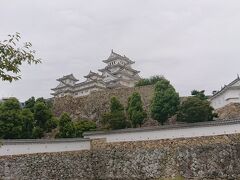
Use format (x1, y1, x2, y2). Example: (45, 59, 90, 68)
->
(210, 76, 240, 100)
(102, 51, 134, 64)
(57, 74, 79, 82)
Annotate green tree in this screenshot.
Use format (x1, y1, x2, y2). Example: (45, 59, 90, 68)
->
(110, 96, 124, 112)
(191, 90, 208, 100)
(0, 97, 56, 139)
(151, 78, 180, 125)
(21, 108, 35, 138)
(56, 113, 76, 138)
(101, 97, 127, 130)
(0, 33, 41, 82)
(36, 97, 45, 103)
(24, 96, 36, 112)
(46, 117, 58, 133)
(127, 92, 147, 127)
(102, 111, 128, 130)
(177, 96, 215, 123)
(135, 75, 165, 87)
(25, 97, 53, 112)
(0, 98, 23, 139)
(32, 126, 44, 138)
(34, 101, 52, 130)
(75, 120, 96, 137)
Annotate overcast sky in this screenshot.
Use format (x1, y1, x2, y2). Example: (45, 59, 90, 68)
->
(1, 0, 240, 101)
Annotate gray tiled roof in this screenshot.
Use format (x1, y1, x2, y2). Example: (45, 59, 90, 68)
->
(210, 76, 240, 100)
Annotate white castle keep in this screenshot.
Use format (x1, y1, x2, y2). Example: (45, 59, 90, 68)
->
(51, 50, 141, 98)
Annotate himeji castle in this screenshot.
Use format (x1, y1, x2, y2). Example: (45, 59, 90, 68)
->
(51, 50, 141, 98)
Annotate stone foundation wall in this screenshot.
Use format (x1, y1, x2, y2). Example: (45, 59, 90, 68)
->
(216, 103, 240, 119)
(1, 134, 240, 179)
(0, 151, 93, 179)
(53, 85, 157, 126)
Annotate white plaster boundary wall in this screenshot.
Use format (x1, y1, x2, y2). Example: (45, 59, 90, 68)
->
(84, 119, 240, 143)
(2, 119, 240, 156)
(0, 138, 90, 156)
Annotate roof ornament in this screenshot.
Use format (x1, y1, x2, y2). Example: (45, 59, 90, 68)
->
(237, 74, 240, 79)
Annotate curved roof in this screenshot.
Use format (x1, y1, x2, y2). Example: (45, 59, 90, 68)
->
(102, 50, 134, 64)
(84, 71, 102, 78)
(57, 74, 79, 82)
(210, 76, 240, 100)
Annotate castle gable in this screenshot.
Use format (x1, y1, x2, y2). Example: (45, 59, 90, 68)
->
(210, 76, 240, 109)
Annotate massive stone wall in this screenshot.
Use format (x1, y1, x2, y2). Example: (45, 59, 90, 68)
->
(216, 102, 240, 119)
(53, 85, 156, 125)
(1, 134, 240, 179)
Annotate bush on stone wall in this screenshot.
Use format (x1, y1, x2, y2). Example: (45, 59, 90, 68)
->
(135, 75, 165, 87)
(74, 120, 96, 137)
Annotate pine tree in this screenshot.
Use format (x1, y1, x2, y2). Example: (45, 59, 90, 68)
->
(151, 78, 180, 125)
(57, 113, 76, 138)
(101, 97, 127, 130)
(127, 92, 147, 127)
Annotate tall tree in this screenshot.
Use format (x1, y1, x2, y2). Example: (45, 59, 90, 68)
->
(110, 96, 124, 112)
(33, 101, 52, 130)
(24, 96, 36, 112)
(101, 97, 128, 130)
(127, 92, 147, 127)
(0, 98, 23, 139)
(151, 78, 180, 125)
(0, 33, 41, 82)
(21, 108, 35, 138)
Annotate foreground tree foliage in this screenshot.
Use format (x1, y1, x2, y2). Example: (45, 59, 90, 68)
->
(135, 75, 165, 87)
(0, 98, 23, 139)
(24, 96, 36, 112)
(127, 92, 147, 127)
(151, 78, 180, 125)
(177, 96, 215, 123)
(0, 97, 96, 139)
(0, 97, 57, 139)
(0, 33, 41, 82)
(34, 101, 52, 131)
(21, 108, 35, 139)
(101, 97, 128, 130)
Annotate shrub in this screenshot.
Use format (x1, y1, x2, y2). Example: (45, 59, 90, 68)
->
(135, 75, 165, 87)
(32, 126, 44, 138)
(177, 96, 215, 123)
(75, 120, 96, 137)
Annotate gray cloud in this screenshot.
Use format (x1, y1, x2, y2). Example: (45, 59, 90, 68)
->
(1, 0, 240, 101)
